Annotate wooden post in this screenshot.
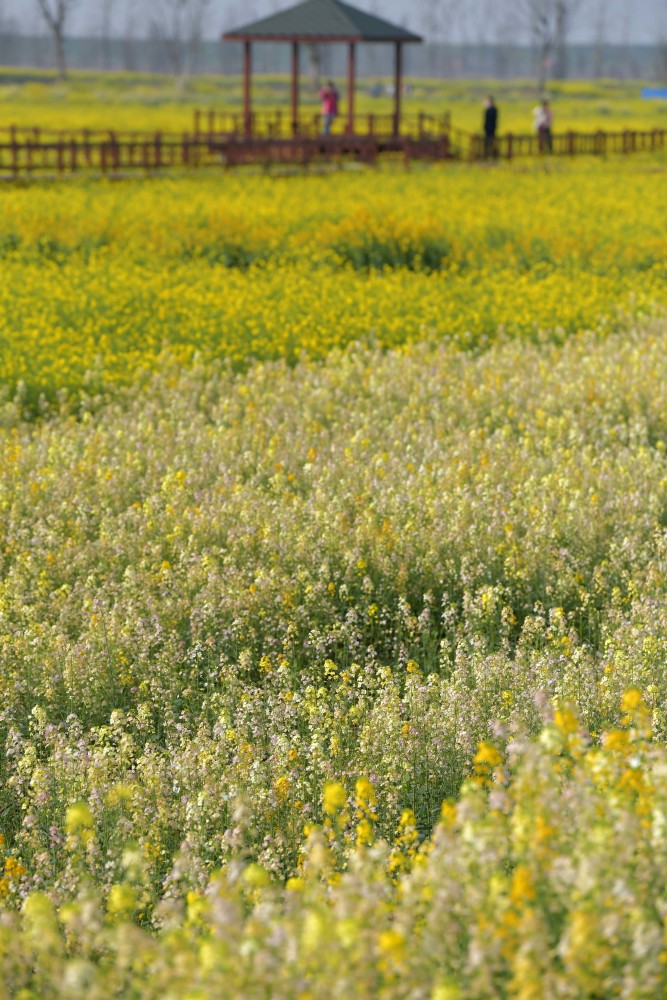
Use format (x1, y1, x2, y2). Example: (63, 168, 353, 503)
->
(10, 125, 18, 178)
(109, 131, 119, 171)
(347, 42, 356, 135)
(506, 133, 513, 161)
(291, 41, 299, 136)
(243, 41, 252, 138)
(393, 42, 402, 137)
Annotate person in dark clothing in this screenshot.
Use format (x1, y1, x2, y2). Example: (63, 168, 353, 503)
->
(533, 98, 553, 153)
(483, 96, 498, 159)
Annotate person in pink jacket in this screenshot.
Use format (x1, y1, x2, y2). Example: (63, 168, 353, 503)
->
(320, 80, 339, 135)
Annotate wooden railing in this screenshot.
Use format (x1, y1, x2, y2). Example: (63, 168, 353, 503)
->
(0, 123, 664, 178)
(192, 108, 452, 140)
(468, 128, 666, 161)
(0, 127, 220, 176)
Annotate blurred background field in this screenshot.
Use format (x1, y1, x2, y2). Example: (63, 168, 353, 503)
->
(1, 68, 667, 133)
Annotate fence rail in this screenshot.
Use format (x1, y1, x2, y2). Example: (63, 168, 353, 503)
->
(0, 128, 222, 176)
(0, 123, 664, 178)
(468, 128, 666, 161)
(192, 108, 452, 140)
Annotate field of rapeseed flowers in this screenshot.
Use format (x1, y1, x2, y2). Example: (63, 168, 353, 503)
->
(2, 70, 666, 133)
(0, 158, 666, 407)
(1, 324, 667, 993)
(2, 80, 667, 993)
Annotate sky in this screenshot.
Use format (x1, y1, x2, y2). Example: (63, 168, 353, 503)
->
(5, 0, 666, 44)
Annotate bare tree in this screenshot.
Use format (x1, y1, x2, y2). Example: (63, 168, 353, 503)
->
(657, 7, 667, 82)
(510, 0, 583, 88)
(0, 0, 8, 67)
(420, 0, 441, 75)
(147, 0, 212, 77)
(657, 40, 667, 82)
(470, 0, 502, 47)
(592, 0, 609, 78)
(553, 0, 584, 80)
(97, 0, 118, 70)
(420, 0, 461, 76)
(122, 0, 138, 70)
(35, 0, 77, 78)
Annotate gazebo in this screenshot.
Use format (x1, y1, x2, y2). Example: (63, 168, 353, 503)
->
(223, 0, 421, 138)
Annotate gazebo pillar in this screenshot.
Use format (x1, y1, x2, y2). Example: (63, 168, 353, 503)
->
(347, 41, 356, 135)
(393, 41, 402, 136)
(291, 41, 299, 135)
(243, 40, 252, 137)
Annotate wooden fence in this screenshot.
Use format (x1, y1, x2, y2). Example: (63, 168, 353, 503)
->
(192, 108, 452, 140)
(468, 128, 666, 161)
(0, 123, 664, 178)
(0, 127, 218, 177)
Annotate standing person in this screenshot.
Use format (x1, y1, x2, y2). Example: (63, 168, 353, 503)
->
(533, 98, 553, 153)
(320, 80, 339, 136)
(483, 95, 498, 159)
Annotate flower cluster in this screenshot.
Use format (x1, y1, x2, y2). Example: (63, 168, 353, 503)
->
(1, 322, 667, 891)
(0, 159, 665, 406)
(1, 700, 667, 997)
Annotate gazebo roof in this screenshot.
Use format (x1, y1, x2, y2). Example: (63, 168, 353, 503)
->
(223, 0, 421, 44)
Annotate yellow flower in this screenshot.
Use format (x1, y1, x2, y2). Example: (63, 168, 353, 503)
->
(242, 863, 271, 888)
(440, 801, 457, 827)
(65, 801, 94, 835)
(355, 777, 376, 809)
(604, 729, 630, 752)
(474, 742, 503, 768)
(378, 929, 405, 959)
(553, 707, 579, 735)
(356, 818, 374, 847)
(286, 877, 304, 892)
(621, 688, 643, 712)
(509, 865, 536, 906)
(107, 884, 138, 917)
(431, 985, 461, 1000)
(323, 781, 347, 816)
(274, 775, 291, 804)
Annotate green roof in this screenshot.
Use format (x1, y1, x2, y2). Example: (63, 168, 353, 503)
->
(224, 0, 421, 43)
